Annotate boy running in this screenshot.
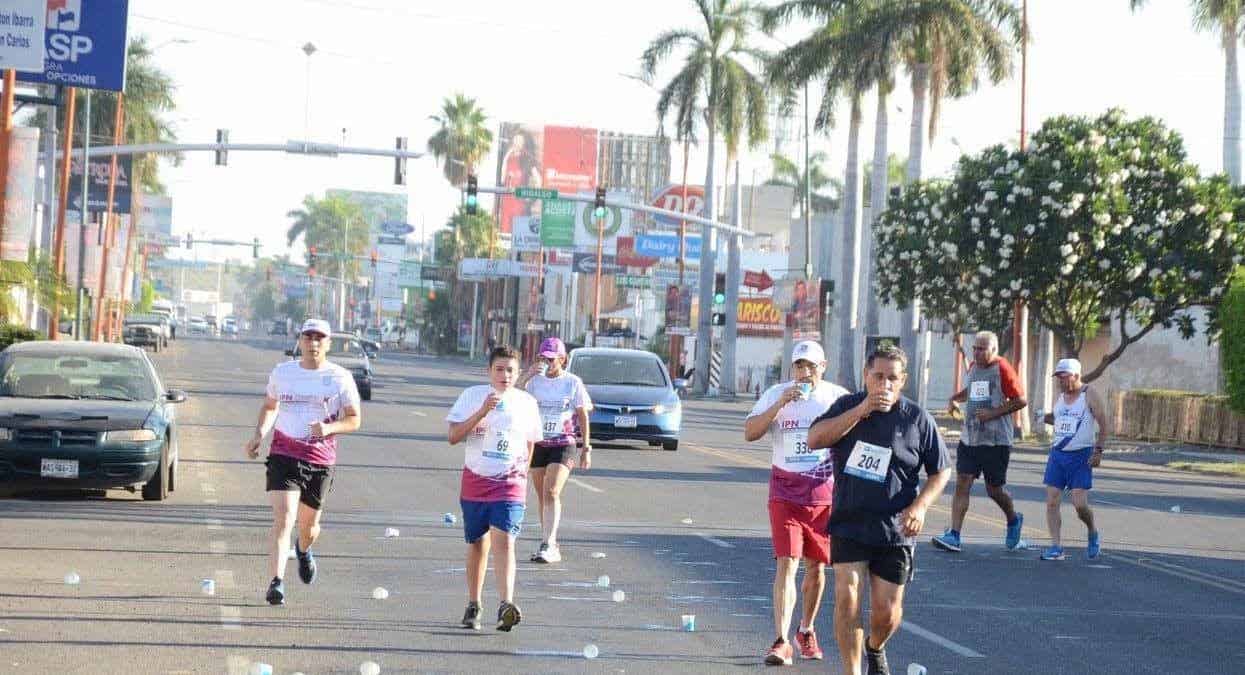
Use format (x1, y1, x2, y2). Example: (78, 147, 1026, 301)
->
(517, 337, 593, 564)
(244, 319, 362, 606)
(447, 345, 543, 631)
(745, 341, 849, 665)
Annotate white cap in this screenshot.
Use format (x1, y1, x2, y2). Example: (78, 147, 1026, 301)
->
(1054, 358, 1081, 376)
(300, 318, 331, 336)
(791, 340, 826, 365)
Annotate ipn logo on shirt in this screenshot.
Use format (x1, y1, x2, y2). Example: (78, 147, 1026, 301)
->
(48, 0, 81, 31)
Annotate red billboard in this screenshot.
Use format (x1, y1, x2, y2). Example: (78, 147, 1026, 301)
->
(495, 123, 599, 237)
(542, 126, 597, 195)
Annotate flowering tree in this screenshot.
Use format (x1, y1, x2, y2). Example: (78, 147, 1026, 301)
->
(874, 109, 1245, 382)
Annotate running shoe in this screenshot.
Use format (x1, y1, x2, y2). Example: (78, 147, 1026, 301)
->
(795, 629, 823, 660)
(531, 542, 549, 563)
(865, 644, 890, 675)
(461, 601, 482, 630)
(541, 544, 562, 563)
(931, 528, 962, 553)
(1039, 545, 1066, 561)
(764, 637, 793, 666)
(295, 542, 317, 584)
(1005, 513, 1025, 550)
(1086, 531, 1102, 560)
(265, 577, 285, 606)
(497, 600, 522, 632)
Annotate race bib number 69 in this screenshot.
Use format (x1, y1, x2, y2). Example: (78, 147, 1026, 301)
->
(845, 441, 892, 483)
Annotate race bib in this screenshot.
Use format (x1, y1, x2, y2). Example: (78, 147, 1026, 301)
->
(1054, 417, 1077, 436)
(845, 441, 892, 483)
(482, 429, 519, 462)
(778, 430, 825, 469)
(969, 380, 990, 402)
(541, 413, 565, 439)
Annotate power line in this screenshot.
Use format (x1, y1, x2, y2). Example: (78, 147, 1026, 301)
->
(129, 14, 402, 65)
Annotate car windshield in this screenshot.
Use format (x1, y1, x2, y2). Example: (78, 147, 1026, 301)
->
(0, 352, 157, 401)
(570, 353, 668, 387)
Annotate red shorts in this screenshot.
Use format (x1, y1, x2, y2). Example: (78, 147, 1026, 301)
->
(768, 499, 831, 564)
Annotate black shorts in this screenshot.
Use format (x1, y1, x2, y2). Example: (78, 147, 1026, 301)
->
(831, 537, 915, 586)
(531, 443, 576, 469)
(265, 454, 334, 510)
(956, 442, 1011, 486)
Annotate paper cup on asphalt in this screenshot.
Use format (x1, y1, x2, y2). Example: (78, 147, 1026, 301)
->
(681, 614, 696, 632)
(201, 578, 216, 596)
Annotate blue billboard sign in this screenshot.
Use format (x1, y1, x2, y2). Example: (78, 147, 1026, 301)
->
(635, 234, 701, 260)
(18, 0, 130, 92)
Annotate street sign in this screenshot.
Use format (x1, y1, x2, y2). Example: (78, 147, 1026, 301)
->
(68, 154, 132, 213)
(286, 140, 339, 156)
(420, 265, 452, 282)
(514, 187, 558, 200)
(540, 198, 576, 247)
(18, 0, 131, 92)
(0, 1, 46, 73)
(743, 269, 774, 292)
(381, 221, 415, 237)
(377, 235, 404, 246)
(571, 252, 623, 275)
(615, 274, 652, 289)
(635, 233, 702, 260)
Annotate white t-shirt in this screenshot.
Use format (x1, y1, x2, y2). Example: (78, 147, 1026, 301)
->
(748, 379, 849, 505)
(266, 360, 361, 466)
(446, 385, 543, 502)
(524, 371, 593, 446)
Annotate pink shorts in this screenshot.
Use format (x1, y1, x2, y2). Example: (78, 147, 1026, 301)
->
(768, 500, 831, 564)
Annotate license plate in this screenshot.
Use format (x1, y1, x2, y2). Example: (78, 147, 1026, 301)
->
(40, 458, 79, 479)
(614, 415, 638, 428)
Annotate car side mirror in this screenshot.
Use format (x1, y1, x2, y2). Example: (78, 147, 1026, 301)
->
(165, 389, 187, 403)
(673, 378, 688, 392)
(284, 349, 294, 357)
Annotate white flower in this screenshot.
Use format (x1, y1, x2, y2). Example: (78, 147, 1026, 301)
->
(1038, 211, 1049, 221)
(976, 204, 989, 213)
(1093, 237, 1106, 250)
(1179, 176, 1196, 189)
(977, 241, 986, 251)
(1006, 193, 1016, 204)
(1098, 259, 1111, 270)
(916, 211, 927, 220)
(1000, 247, 1012, 259)
(1060, 243, 1074, 257)
(899, 251, 911, 261)
(1088, 132, 1107, 149)
(1122, 215, 1134, 227)
(1149, 268, 1162, 279)
(979, 264, 993, 275)
(971, 217, 981, 228)
(1219, 212, 1233, 223)
(941, 242, 958, 256)
(1010, 279, 1022, 291)
(1060, 264, 1074, 275)
(1052, 160, 1062, 170)
(984, 191, 998, 202)
(1000, 288, 1011, 298)
(1093, 213, 1111, 226)
(1130, 147, 1142, 162)
(1234, 254, 1244, 265)
(1127, 263, 1145, 281)
(999, 260, 1010, 269)
(1067, 254, 1080, 265)
(983, 289, 994, 298)
(1190, 204, 1206, 216)
(1049, 181, 1063, 192)
(1020, 289, 1031, 297)
(1025, 224, 1037, 235)
(990, 227, 1002, 239)
(1211, 228, 1224, 241)
(1068, 232, 1080, 243)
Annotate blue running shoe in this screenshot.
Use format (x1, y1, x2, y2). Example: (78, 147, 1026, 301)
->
(1039, 545, 1066, 561)
(1086, 531, 1101, 560)
(1005, 514, 1024, 550)
(931, 528, 962, 553)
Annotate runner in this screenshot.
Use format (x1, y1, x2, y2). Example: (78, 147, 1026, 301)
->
(933, 331, 1028, 553)
(243, 319, 362, 606)
(808, 344, 951, 675)
(744, 341, 848, 666)
(447, 345, 543, 631)
(1039, 358, 1108, 561)
(518, 337, 593, 564)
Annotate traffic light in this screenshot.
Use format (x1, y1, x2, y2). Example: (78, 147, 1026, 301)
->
(185, 233, 193, 249)
(713, 272, 726, 305)
(252, 237, 260, 259)
(427, 288, 436, 301)
(593, 186, 606, 219)
(466, 175, 478, 215)
(394, 136, 407, 186)
(711, 312, 725, 326)
(215, 129, 228, 166)
(370, 249, 378, 268)
(308, 245, 317, 264)
(819, 279, 835, 313)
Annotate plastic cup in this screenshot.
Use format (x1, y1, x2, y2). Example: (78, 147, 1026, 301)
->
(681, 614, 696, 632)
(908, 665, 928, 675)
(680, 517, 694, 525)
(63, 572, 80, 585)
(201, 579, 216, 596)
(383, 527, 400, 538)
(596, 575, 610, 588)
(371, 587, 389, 600)
(590, 552, 607, 559)
(582, 644, 599, 659)
(611, 590, 625, 602)
(799, 382, 812, 399)
(539, 363, 549, 376)
(359, 662, 381, 675)
(443, 512, 457, 526)
(249, 663, 273, 675)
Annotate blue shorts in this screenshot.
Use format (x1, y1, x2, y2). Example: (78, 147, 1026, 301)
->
(460, 500, 525, 543)
(1044, 447, 1093, 490)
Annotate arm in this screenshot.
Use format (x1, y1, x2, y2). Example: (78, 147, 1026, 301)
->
(899, 467, 953, 537)
(1087, 387, 1110, 466)
(976, 395, 1028, 423)
(807, 398, 872, 450)
(948, 387, 968, 405)
(743, 386, 800, 442)
(577, 406, 592, 470)
(316, 404, 361, 437)
(244, 396, 279, 458)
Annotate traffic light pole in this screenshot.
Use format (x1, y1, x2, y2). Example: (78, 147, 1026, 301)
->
(721, 161, 743, 397)
(591, 213, 604, 348)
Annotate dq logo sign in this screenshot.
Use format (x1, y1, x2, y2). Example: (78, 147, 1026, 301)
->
(650, 184, 705, 227)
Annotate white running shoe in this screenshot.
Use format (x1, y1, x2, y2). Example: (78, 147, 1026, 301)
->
(541, 544, 562, 563)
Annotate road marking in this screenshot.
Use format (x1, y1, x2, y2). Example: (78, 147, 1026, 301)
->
(1095, 497, 1149, 512)
(1109, 553, 1245, 597)
(205, 518, 223, 530)
(410, 410, 427, 417)
(201, 484, 217, 493)
(902, 620, 985, 658)
(695, 532, 733, 548)
(219, 606, 241, 630)
(203, 498, 219, 504)
(686, 443, 770, 469)
(209, 541, 228, 554)
(568, 477, 603, 493)
(514, 649, 584, 657)
(214, 570, 235, 590)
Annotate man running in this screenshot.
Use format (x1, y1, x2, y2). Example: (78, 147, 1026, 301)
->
(1039, 358, 1108, 561)
(808, 344, 951, 675)
(745, 341, 848, 665)
(244, 319, 362, 606)
(447, 345, 543, 631)
(518, 337, 592, 564)
(933, 331, 1028, 553)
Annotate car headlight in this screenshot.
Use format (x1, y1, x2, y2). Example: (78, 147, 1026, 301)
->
(652, 401, 680, 415)
(105, 429, 158, 442)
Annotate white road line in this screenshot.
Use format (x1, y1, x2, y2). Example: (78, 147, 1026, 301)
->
(513, 649, 583, 657)
(695, 532, 733, 548)
(205, 518, 223, 530)
(201, 484, 217, 493)
(1095, 497, 1149, 512)
(214, 570, 235, 590)
(568, 477, 603, 493)
(203, 498, 219, 505)
(209, 541, 228, 554)
(902, 620, 985, 658)
(410, 410, 427, 417)
(219, 606, 241, 631)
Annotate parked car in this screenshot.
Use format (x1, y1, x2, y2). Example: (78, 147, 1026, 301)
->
(0, 341, 187, 500)
(222, 317, 238, 337)
(566, 347, 682, 451)
(269, 319, 291, 336)
(122, 316, 165, 352)
(187, 317, 209, 336)
(203, 315, 219, 336)
(287, 332, 373, 401)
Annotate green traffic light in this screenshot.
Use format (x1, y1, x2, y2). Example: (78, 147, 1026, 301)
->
(593, 206, 606, 219)
(466, 195, 478, 207)
(714, 293, 726, 304)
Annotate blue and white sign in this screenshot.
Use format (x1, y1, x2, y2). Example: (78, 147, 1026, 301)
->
(380, 220, 415, 237)
(635, 234, 701, 261)
(17, 0, 130, 92)
(0, 1, 47, 73)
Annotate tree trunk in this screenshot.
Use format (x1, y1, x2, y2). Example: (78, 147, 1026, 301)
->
(901, 64, 931, 398)
(836, 94, 865, 391)
(1225, 24, 1242, 185)
(864, 85, 889, 337)
(694, 117, 718, 395)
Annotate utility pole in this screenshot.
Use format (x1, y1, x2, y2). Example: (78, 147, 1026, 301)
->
(721, 161, 742, 397)
(74, 92, 91, 341)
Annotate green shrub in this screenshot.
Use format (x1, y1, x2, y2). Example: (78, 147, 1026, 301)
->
(0, 323, 41, 351)
(1221, 268, 1245, 413)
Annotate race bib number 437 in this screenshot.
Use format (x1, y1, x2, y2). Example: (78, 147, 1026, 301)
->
(845, 441, 892, 483)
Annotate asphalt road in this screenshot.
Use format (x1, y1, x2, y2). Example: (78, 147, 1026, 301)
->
(1, 337, 1243, 674)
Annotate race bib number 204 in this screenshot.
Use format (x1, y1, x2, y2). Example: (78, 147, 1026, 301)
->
(845, 441, 892, 483)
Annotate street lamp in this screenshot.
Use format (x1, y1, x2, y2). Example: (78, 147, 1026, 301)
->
(302, 42, 317, 142)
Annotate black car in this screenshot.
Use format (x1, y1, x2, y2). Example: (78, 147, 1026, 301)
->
(0, 341, 188, 500)
(287, 332, 373, 401)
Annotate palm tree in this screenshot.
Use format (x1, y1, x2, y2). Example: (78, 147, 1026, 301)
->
(641, 0, 767, 394)
(1131, 0, 1243, 184)
(285, 194, 369, 284)
(766, 152, 842, 213)
(435, 206, 501, 264)
(426, 94, 494, 187)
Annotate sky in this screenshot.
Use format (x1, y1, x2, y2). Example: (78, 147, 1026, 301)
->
(118, 0, 1228, 265)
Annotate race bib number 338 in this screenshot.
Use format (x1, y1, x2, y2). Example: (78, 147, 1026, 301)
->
(845, 441, 892, 483)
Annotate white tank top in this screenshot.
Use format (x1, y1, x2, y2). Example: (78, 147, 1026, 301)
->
(1052, 387, 1096, 452)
